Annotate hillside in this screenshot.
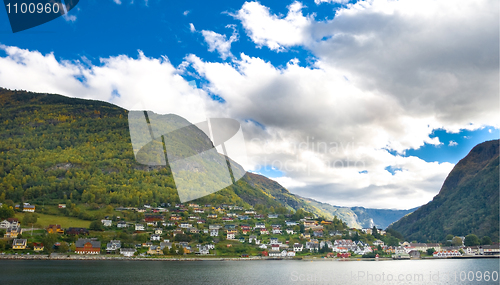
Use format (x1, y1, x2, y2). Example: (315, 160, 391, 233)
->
(389, 140, 499, 242)
(0, 88, 414, 228)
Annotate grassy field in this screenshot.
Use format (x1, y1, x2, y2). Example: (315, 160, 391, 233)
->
(15, 212, 91, 228)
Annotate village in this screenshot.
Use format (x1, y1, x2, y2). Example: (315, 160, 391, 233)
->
(1, 202, 499, 260)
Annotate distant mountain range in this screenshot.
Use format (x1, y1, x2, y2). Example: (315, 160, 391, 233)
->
(389, 139, 499, 242)
(0, 88, 415, 229)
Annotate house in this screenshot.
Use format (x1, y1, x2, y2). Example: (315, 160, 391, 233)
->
(47, 224, 64, 234)
(58, 204, 66, 209)
(5, 226, 22, 238)
(160, 241, 172, 250)
(300, 233, 310, 239)
(147, 246, 163, 255)
(293, 243, 303, 252)
(260, 229, 269, 235)
(249, 235, 258, 244)
(408, 250, 421, 258)
(303, 220, 317, 228)
(12, 239, 27, 250)
(226, 230, 237, 240)
(66, 227, 89, 235)
(75, 239, 101, 254)
(373, 240, 385, 246)
(23, 204, 35, 212)
(188, 228, 199, 234)
(287, 251, 296, 257)
(270, 238, 280, 245)
(313, 231, 323, 237)
(0, 219, 11, 229)
(272, 228, 282, 235)
(285, 221, 297, 226)
(142, 242, 153, 248)
(270, 244, 281, 252)
(106, 240, 121, 252)
(33, 242, 44, 252)
(197, 246, 210, 255)
(135, 224, 145, 231)
(179, 223, 192, 228)
(154, 228, 163, 235)
(151, 234, 161, 241)
(254, 223, 266, 229)
(482, 245, 500, 255)
(268, 214, 278, 219)
(101, 219, 112, 227)
(238, 237, 245, 243)
(209, 224, 221, 230)
(120, 248, 136, 257)
(197, 220, 206, 224)
(173, 229, 184, 236)
(306, 241, 319, 252)
(269, 251, 281, 257)
(117, 221, 128, 228)
(210, 229, 219, 237)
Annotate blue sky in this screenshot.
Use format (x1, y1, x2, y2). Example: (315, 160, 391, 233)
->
(0, 0, 497, 209)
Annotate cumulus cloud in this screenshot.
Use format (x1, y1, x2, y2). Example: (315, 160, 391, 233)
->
(0, 0, 497, 209)
(234, 1, 313, 51)
(113, 0, 122, 4)
(314, 0, 350, 4)
(448, 141, 458, 147)
(0, 45, 218, 124)
(189, 23, 196, 32)
(201, 26, 239, 60)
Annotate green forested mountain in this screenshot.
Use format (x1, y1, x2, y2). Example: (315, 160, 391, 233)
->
(0, 88, 415, 228)
(389, 140, 499, 242)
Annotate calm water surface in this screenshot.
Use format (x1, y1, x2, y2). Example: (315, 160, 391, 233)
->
(0, 258, 499, 284)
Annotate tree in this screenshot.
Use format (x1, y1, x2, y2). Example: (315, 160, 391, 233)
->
(170, 244, 177, 255)
(451, 236, 463, 246)
(42, 233, 59, 253)
(464, 234, 480, 246)
(163, 246, 169, 255)
(58, 242, 70, 253)
(426, 248, 435, 256)
(0, 204, 15, 220)
(89, 220, 104, 231)
(22, 213, 38, 226)
(445, 234, 454, 241)
(481, 236, 492, 245)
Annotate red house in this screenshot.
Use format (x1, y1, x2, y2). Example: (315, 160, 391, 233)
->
(75, 239, 101, 254)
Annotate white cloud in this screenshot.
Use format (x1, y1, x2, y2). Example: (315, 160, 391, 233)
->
(201, 26, 239, 60)
(448, 141, 458, 147)
(234, 1, 313, 51)
(315, 0, 350, 4)
(183, 10, 190, 16)
(113, 0, 122, 4)
(0, 0, 497, 209)
(0, 45, 218, 124)
(189, 23, 196, 32)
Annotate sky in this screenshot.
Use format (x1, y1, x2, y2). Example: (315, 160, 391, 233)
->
(0, 0, 498, 209)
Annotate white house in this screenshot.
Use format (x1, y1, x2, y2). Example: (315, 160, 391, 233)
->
(101, 219, 112, 227)
(293, 243, 303, 252)
(135, 224, 145, 231)
(120, 248, 136, 257)
(287, 251, 296, 257)
(286, 229, 295, 235)
(151, 234, 161, 241)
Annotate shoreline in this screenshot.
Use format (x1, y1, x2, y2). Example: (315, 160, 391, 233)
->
(0, 255, 497, 262)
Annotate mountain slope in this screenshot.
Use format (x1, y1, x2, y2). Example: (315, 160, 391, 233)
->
(389, 140, 499, 242)
(0, 88, 416, 228)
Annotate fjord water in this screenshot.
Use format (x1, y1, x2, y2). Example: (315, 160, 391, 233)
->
(0, 259, 498, 284)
